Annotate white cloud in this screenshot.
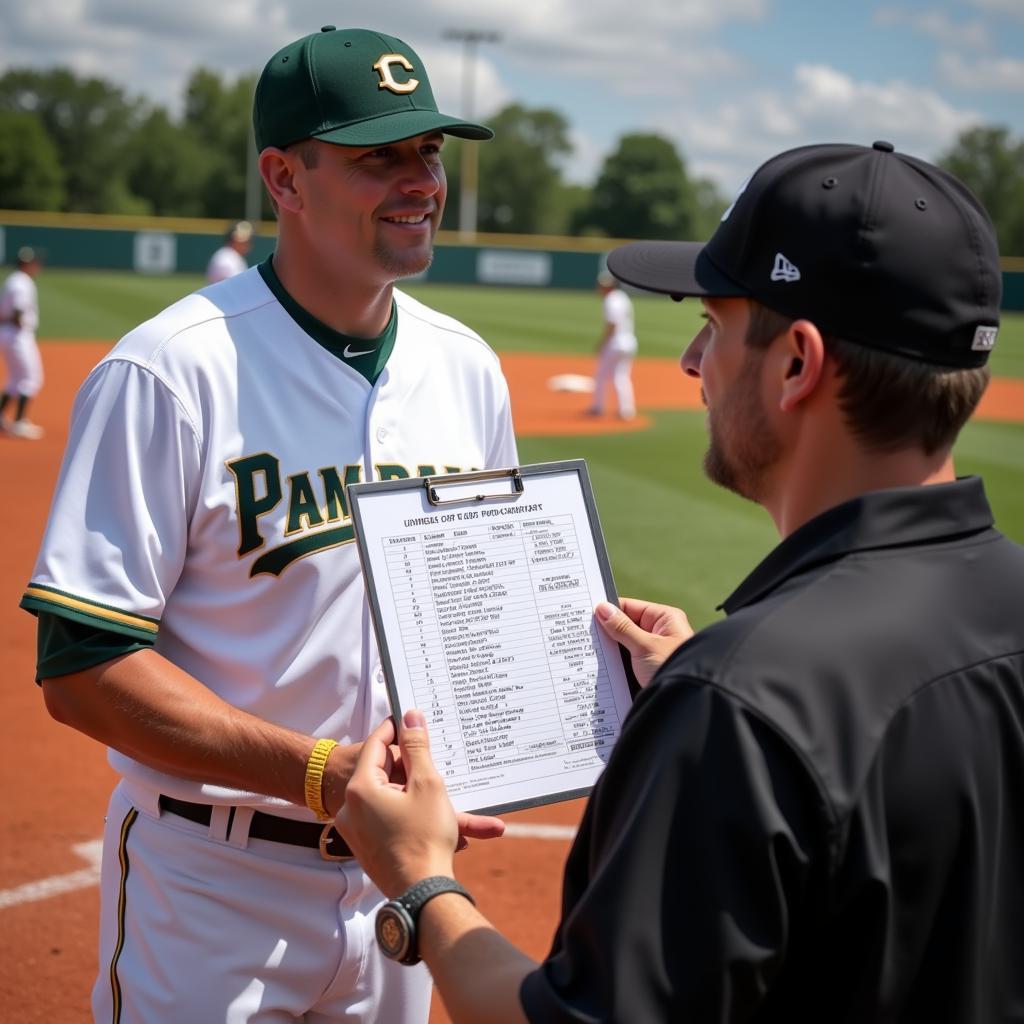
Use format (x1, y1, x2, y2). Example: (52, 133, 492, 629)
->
(0, 0, 1018, 200)
(666, 64, 983, 192)
(874, 7, 991, 49)
(430, 0, 758, 99)
(89, 0, 288, 39)
(0, 2, 513, 117)
(970, 0, 1024, 20)
(518, 42, 746, 100)
(0, 0, 761, 117)
(431, 0, 767, 37)
(791, 64, 976, 139)
(416, 46, 512, 121)
(938, 51, 1024, 91)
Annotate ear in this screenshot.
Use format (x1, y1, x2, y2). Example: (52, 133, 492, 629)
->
(259, 148, 303, 213)
(776, 319, 826, 413)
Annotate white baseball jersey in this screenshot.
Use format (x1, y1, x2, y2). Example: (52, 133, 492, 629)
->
(0, 268, 43, 397)
(1, 268, 39, 332)
(25, 265, 518, 815)
(602, 287, 637, 354)
(206, 244, 249, 283)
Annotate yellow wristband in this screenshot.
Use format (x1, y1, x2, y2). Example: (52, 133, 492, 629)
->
(304, 738, 339, 822)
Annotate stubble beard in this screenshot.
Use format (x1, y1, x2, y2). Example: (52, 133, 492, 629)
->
(703, 351, 781, 503)
(372, 212, 438, 280)
(372, 240, 435, 279)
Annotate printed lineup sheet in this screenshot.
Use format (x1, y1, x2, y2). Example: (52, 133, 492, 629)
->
(348, 461, 634, 815)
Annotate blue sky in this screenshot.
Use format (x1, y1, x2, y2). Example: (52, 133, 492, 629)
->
(3, 0, 1022, 195)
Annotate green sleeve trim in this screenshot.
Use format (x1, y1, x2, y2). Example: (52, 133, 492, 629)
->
(21, 583, 159, 642)
(34, 610, 153, 683)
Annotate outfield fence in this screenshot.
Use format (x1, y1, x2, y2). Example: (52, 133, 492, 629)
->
(2, 210, 1023, 307)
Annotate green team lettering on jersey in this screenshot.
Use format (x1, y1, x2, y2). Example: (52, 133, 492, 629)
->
(225, 458, 472, 577)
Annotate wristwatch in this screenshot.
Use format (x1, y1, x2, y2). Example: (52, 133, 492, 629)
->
(375, 876, 475, 965)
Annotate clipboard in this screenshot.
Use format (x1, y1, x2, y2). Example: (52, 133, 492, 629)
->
(348, 460, 636, 815)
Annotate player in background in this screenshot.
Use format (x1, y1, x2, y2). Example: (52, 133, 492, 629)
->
(206, 219, 254, 283)
(21, 26, 514, 1023)
(0, 246, 44, 439)
(586, 270, 637, 420)
(336, 142, 1024, 1021)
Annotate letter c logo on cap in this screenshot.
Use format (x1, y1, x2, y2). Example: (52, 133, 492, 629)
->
(373, 53, 419, 94)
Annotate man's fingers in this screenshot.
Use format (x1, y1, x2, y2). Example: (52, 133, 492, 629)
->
(356, 717, 397, 779)
(595, 601, 655, 656)
(386, 743, 407, 786)
(457, 812, 506, 841)
(595, 600, 693, 688)
(398, 708, 438, 782)
(617, 597, 694, 640)
(369, 715, 397, 747)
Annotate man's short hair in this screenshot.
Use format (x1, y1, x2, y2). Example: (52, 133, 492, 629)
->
(744, 301, 990, 455)
(285, 139, 321, 169)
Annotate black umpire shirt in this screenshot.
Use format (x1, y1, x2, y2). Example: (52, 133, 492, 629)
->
(520, 477, 1024, 1023)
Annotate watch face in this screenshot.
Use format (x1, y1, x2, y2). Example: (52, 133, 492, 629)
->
(376, 904, 413, 962)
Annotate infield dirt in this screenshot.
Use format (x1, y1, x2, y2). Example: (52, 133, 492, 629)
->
(2, 342, 1023, 1023)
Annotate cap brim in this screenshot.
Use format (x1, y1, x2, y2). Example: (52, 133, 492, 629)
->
(606, 241, 747, 300)
(314, 109, 493, 146)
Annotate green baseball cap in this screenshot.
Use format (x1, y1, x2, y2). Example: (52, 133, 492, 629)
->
(253, 26, 494, 151)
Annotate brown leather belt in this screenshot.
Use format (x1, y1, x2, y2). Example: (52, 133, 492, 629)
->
(158, 795, 354, 861)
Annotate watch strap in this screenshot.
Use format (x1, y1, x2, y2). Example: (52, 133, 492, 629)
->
(398, 875, 475, 917)
(376, 875, 475, 965)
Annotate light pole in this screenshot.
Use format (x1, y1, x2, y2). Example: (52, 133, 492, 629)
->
(443, 29, 500, 238)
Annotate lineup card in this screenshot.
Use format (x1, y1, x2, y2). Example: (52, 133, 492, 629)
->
(348, 461, 634, 815)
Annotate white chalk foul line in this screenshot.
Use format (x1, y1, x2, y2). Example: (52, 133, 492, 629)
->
(0, 839, 103, 909)
(0, 825, 575, 911)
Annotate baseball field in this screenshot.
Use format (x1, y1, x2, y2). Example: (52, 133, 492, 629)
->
(3, 271, 1024, 1021)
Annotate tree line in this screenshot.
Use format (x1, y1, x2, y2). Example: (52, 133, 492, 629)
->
(0, 66, 721, 242)
(1, 67, 1022, 253)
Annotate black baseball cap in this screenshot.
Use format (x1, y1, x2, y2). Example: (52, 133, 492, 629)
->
(607, 141, 1001, 367)
(254, 26, 493, 151)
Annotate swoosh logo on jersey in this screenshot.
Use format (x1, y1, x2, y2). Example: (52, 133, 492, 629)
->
(251, 525, 356, 577)
(343, 343, 376, 358)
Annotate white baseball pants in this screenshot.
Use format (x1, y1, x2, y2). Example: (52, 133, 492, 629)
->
(0, 327, 43, 397)
(592, 348, 636, 418)
(92, 782, 432, 1023)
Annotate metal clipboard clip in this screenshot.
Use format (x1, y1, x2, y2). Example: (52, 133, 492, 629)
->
(423, 468, 525, 507)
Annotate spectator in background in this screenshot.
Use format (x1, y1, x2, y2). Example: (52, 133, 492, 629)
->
(586, 270, 637, 420)
(206, 220, 254, 283)
(0, 246, 44, 440)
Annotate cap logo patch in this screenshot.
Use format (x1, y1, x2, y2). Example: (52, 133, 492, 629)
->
(770, 252, 801, 283)
(373, 53, 419, 94)
(972, 325, 998, 352)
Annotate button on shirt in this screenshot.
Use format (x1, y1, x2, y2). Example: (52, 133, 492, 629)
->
(521, 477, 1024, 1022)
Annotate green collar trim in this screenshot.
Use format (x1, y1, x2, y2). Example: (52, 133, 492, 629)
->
(257, 256, 396, 385)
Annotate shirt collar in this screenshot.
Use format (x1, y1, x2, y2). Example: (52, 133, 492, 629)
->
(256, 256, 397, 385)
(721, 477, 994, 615)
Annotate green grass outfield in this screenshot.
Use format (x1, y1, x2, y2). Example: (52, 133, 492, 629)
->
(35, 269, 1024, 375)
(34, 269, 1024, 629)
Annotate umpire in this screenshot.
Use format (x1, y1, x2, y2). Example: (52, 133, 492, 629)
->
(335, 141, 1024, 1022)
